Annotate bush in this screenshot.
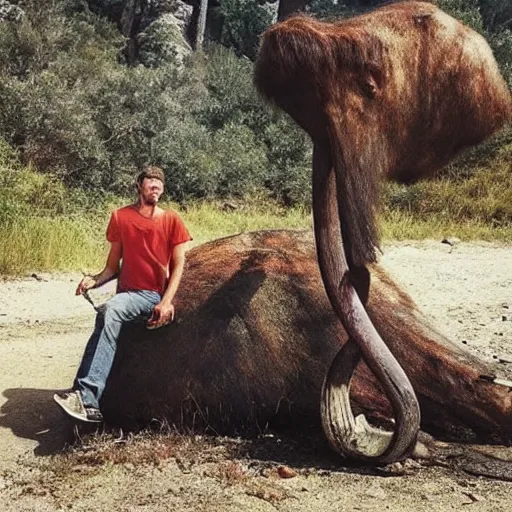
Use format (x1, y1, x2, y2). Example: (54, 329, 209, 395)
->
(153, 120, 268, 200)
(262, 117, 312, 205)
(436, 0, 485, 32)
(0, 3, 122, 186)
(197, 45, 270, 132)
(0, 0, 507, 211)
(0, 136, 20, 168)
(213, 0, 273, 60)
(0, 3, 202, 193)
(137, 14, 192, 68)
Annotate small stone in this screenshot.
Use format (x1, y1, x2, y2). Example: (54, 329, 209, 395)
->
(464, 492, 485, 503)
(441, 237, 460, 246)
(366, 483, 387, 499)
(502, 315, 508, 321)
(71, 464, 95, 473)
(277, 465, 297, 478)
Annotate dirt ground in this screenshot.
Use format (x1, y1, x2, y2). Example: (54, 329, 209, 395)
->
(1, 239, 512, 511)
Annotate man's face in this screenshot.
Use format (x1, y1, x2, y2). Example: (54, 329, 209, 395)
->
(139, 178, 164, 205)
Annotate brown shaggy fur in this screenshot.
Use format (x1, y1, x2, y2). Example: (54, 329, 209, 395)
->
(101, 231, 512, 440)
(254, 1, 511, 267)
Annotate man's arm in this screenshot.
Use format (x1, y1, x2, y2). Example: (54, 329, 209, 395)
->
(147, 242, 188, 328)
(75, 242, 122, 296)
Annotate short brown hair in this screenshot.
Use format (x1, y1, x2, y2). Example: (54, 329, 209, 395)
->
(136, 165, 165, 187)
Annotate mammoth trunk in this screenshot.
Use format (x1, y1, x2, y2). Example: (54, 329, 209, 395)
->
(254, 23, 382, 269)
(312, 144, 420, 463)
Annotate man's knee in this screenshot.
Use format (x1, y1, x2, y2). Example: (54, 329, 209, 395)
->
(103, 293, 130, 322)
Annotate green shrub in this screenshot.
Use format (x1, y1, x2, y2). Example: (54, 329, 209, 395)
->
(307, 0, 359, 20)
(154, 119, 268, 200)
(436, 0, 485, 32)
(210, 123, 268, 196)
(197, 45, 270, 131)
(195, 45, 312, 204)
(0, 0, 508, 212)
(262, 117, 312, 205)
(213, 0, 273, 60)
(137, 15, 191, 68)
(0, 136, 19, 168)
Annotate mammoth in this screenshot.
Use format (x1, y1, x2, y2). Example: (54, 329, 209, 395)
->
(252, 1, 511, 462)
(101, 230, 512, 456)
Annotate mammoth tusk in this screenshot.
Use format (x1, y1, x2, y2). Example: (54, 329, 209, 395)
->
(479, 375, 512, 389)
(321, 339, 393, 459)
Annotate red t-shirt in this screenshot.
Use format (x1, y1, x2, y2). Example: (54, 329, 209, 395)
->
(106, 206, 192, 295)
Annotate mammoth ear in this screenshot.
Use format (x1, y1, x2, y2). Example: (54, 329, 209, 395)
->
(361, 65, 384, 99)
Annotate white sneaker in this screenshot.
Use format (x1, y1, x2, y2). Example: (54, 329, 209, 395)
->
(53, 391, 103, 423)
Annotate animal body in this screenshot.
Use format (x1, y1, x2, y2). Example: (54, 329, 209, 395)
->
(101, 231, 512, 446)
(254, 1, 511, 462)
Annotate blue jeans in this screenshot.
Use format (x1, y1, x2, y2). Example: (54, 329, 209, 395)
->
(74, 290, 161, 409)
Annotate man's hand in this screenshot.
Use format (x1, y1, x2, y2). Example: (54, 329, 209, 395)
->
(147, 301, 175, 329)
(76, 275, 97, 296)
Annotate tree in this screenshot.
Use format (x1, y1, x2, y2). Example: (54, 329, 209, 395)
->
(196, 0, 208, 50)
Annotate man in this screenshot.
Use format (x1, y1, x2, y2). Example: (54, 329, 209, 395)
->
(54, 166, 192, 422)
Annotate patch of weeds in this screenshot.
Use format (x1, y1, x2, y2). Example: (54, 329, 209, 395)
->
(206, 460, 249, 486)
(60, 424, 248, 470)
(67, 430, 186, 467)
(245, 484, 292, 505)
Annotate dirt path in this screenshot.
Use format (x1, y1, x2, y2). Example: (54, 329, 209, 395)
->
(1, 241, 511, 511)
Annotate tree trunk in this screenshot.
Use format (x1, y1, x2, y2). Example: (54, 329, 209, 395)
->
(196, 0, 208, 50)
(120, 0, 139, 64)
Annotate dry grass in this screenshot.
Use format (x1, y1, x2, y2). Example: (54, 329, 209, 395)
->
(381, 210, 512, 243)
(0, 215, 107, 275)
(65, 428, 227, 467)
(1, 200, 510, 276)
(53, 425, 328, 476)
(385, 147, 512, 227)
(18, 428, 315, 511)
(1, 150, 511, 276)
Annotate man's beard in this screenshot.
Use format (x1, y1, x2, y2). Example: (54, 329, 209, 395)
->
(142, 194, 159, 206)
